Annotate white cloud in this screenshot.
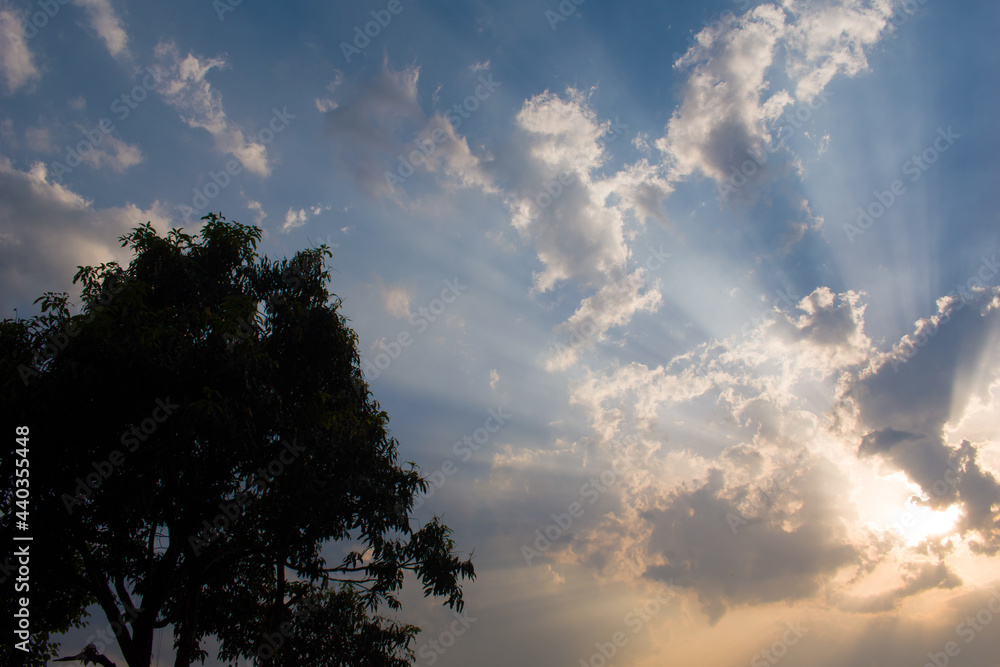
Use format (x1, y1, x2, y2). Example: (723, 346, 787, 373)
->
(534, 285, 1000, 621)
(70, 0, 129, 59)
(0, 156, 170, 314)
(324, 63, 493, 199)
(245, 199, 266, 224)
(658, 5, 789, 183)
(25, 126, 54, 153)
(378, 281, 412, 319)
(0, 8, 40, 92)
(279, 203, 330, 234)
(658, 0, 896, 191)
(78, 131, 143, 172)
(314, 97, 337, 113)
(509, 89, 671, 297)
(281, 208, 307, 233)
(547, 270, 663, 371)
(152, 42, 270, 177)
(782, 0, 894, 102)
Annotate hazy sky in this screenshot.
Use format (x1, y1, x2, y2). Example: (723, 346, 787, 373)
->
(3, 0, 1000, 665)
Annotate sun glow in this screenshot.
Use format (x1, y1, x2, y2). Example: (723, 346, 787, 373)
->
(889, 502, 963, 546)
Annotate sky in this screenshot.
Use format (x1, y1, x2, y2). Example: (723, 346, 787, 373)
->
(2, 0, 1000, 665)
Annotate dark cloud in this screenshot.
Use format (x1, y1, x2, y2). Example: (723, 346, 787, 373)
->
(839, 560, 963, 613)
(850, 292, 1000, 551)
(642, 462, 857, 624)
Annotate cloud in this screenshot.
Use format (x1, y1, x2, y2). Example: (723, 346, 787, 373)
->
(781, 0, 895, 102)
(0, 156, 170, 315)
(659, 5, 789, 184)
(378, 281, 412, 319)
(848, 289, 1000, 554)
(22, 118, 142, 173)
(314, 72, 344, 113)
(547, 270, 663, 371)
(279, 204, 330, 234)
(324, 63, 494, 199)
(838, 561, 963, 613)
(540, 284, 1000, 623)
(70, 0, 129, 59)
(78, 131, 143, 172)
(325, 72, 672, 367)
(641, 462, 857, 623)
(658, 0, 896, 201)
(25, 125, 55, 153)
(0, 7, 40, 92)
(281, 208, 307, 233)
(314, 97, 337, 113)
(152, 42, 270, 177)
(245, 199, 266, 224)
(324, 64, 427, 198)
(481, 88, 672, 369)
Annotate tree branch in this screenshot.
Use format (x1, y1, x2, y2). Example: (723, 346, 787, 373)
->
(114, 575, 140, 620)
(70, 536, 139, 667)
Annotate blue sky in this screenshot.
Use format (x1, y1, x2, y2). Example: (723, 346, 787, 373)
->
(3, 0, 1000, 665)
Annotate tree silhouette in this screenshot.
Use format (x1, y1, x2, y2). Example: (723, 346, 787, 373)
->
(1, 214, 475, 667)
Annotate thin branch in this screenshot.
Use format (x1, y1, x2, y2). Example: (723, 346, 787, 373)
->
(114, 575, 140, 620)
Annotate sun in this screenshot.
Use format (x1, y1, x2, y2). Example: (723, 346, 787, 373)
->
(890, 501, 963, 546)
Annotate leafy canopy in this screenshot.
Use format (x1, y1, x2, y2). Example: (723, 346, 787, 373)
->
(0, 214, 475, 667)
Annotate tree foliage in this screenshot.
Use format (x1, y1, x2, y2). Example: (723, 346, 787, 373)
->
(0, 214, 475, 667)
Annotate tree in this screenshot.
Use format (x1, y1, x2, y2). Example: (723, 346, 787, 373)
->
(1, 214, 475, 667)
